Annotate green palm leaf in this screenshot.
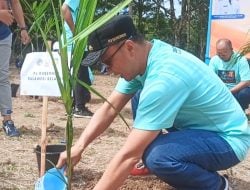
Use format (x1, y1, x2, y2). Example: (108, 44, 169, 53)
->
(27, 0, 133, 189)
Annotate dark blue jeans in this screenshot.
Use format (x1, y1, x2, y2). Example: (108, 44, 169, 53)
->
(233, 86, 250, 110)
(142, 129, 240, 190)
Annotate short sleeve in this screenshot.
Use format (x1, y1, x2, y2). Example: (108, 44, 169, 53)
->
(115, 77, 143, 95)
(64, 0, 79, 12)
(238, 57, 250, 81)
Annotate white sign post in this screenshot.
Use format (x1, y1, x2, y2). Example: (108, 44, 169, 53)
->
(20, 52, 62, 97)
(20, 51, 63, 177)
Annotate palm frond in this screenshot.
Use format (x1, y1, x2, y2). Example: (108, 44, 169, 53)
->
(239, 40, 250, 56)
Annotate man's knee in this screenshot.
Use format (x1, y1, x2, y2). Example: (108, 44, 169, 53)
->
(143, 147, 179, 174)
(237, 87, 250, 109)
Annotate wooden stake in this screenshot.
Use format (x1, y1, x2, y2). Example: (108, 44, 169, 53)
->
(40, 96, 48, 177)
(40, 41, 52, 177)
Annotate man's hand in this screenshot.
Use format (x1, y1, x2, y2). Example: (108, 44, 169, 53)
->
(0, 10, 14, 26)
(20, 29, 30, 45)
(56, 144, 83, 170)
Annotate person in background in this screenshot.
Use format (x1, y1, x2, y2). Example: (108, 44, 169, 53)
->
(100, 63, 108, 75)
(0, 0, 30, 137)
(57, 15, 250, 190)
(62, 0, 93, 118)
(209, 38, 250, 112)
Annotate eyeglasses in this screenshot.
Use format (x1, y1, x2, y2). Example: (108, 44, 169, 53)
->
(101, 40, 126, 68)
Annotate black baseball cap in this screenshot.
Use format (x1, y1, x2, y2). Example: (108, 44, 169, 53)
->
(82, 15, 137, 66)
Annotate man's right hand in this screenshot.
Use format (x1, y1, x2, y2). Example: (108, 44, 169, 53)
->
(0, 10, 14, 26)
(56, 145, 83, 171)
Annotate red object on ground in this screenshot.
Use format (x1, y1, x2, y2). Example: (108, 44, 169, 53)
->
(130, 162, 151, 176)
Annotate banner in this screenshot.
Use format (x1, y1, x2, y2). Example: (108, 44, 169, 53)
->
(205, 0, 250, 63)
(20, 52, 62, 97)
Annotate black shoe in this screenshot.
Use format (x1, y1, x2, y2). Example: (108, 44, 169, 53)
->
(73, 107, 93, 118)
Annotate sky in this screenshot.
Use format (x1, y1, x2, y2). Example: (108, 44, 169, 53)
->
(164, 0, 181, 16)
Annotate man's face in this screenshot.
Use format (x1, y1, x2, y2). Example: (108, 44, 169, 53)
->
(101, 40, 138, 81)
(216, 46, 233, 62)
(101, 41, 126, 71)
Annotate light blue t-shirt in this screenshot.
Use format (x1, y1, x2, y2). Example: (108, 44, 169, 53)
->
(63, 0, 80, 51)
(209, 52, 250, 89)
(115, 39, 250, 161)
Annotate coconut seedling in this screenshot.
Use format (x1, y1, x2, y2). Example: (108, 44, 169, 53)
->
(26, 0, 132, 189)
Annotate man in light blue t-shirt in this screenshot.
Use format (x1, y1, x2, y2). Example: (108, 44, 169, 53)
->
(57, 15, 250, 190)
(209, 38, 250, 111)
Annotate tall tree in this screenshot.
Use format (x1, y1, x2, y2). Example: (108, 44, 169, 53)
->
(15, 0, 209, 60)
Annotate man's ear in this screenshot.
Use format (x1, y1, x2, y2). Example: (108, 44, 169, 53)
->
(124, 40, 135, 55)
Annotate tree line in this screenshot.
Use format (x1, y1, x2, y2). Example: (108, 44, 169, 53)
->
(13, 0, 209, 61)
